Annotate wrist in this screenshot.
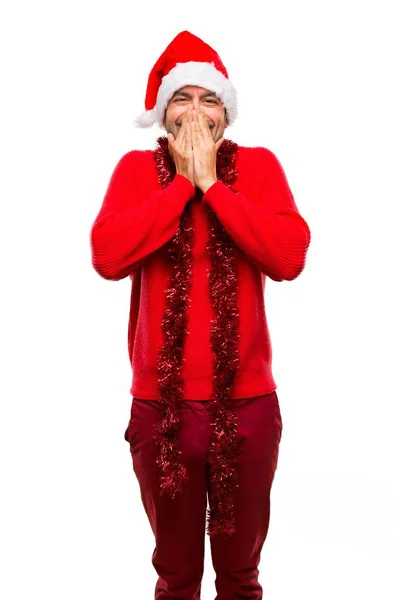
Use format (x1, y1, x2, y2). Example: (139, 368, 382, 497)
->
(198, 179, 218, 194)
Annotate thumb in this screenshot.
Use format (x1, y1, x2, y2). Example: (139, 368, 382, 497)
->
(216, 137, 225, 151)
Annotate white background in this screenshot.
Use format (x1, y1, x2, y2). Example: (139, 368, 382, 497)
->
(1, 0, 412, 598)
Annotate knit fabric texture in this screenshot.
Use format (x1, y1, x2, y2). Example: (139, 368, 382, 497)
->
(90, 139, 311, 400)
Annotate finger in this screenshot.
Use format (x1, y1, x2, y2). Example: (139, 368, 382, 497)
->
(191, 110, 207, 147)
(195, 108, 209, 142)
(200, 107, 214, 138)
(175, 109, 191, 154)
(175, 109, 188, 145)
(184, 111, 195, 152)
(191, 114, 200, 146)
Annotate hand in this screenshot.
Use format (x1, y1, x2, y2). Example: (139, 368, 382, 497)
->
(167, 107, 195, 186)
(190, 107, 225, 193)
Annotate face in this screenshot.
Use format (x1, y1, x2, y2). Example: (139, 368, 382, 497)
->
(162, 85, 229, 143)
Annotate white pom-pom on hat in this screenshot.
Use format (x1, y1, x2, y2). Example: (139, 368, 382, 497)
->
(132, 108, 157, 128)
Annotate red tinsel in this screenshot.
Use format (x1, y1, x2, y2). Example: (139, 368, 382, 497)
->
(152, 135, 240, 538)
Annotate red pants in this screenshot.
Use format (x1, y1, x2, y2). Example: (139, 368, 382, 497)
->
(124, 390, 283, 600)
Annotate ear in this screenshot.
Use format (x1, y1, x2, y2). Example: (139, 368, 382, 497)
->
(224, 108, 229, 128)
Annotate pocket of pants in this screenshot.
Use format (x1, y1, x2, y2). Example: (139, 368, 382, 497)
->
(124, 398, 141, 453)
(273, 390, 283, 442)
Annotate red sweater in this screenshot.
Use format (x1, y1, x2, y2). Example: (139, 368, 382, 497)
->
(90, 144, 311, 400)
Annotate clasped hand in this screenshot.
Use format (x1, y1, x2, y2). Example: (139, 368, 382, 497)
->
(167, 106, 224, 194)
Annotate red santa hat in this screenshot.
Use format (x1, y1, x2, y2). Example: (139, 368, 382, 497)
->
(132, 30, 238, 129)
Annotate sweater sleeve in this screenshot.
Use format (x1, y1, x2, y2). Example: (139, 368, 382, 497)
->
(90, 151, 196, 280)
(201, 148, 311, 282)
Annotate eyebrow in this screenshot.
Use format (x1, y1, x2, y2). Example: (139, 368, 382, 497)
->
(171, 90, 220, 99)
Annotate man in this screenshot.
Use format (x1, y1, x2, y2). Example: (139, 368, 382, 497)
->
(90, 30, 311, 600)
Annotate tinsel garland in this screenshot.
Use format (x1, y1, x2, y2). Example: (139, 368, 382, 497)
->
(152, 135, 241, 538)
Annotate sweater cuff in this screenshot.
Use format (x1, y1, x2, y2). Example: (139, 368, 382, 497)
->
(201, 179, 233, 205)
(172, 173, 196, 200)
(201, 179, 226, 202)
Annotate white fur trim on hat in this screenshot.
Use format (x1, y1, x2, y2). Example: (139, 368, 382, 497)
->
(133, 61, 238, 129)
